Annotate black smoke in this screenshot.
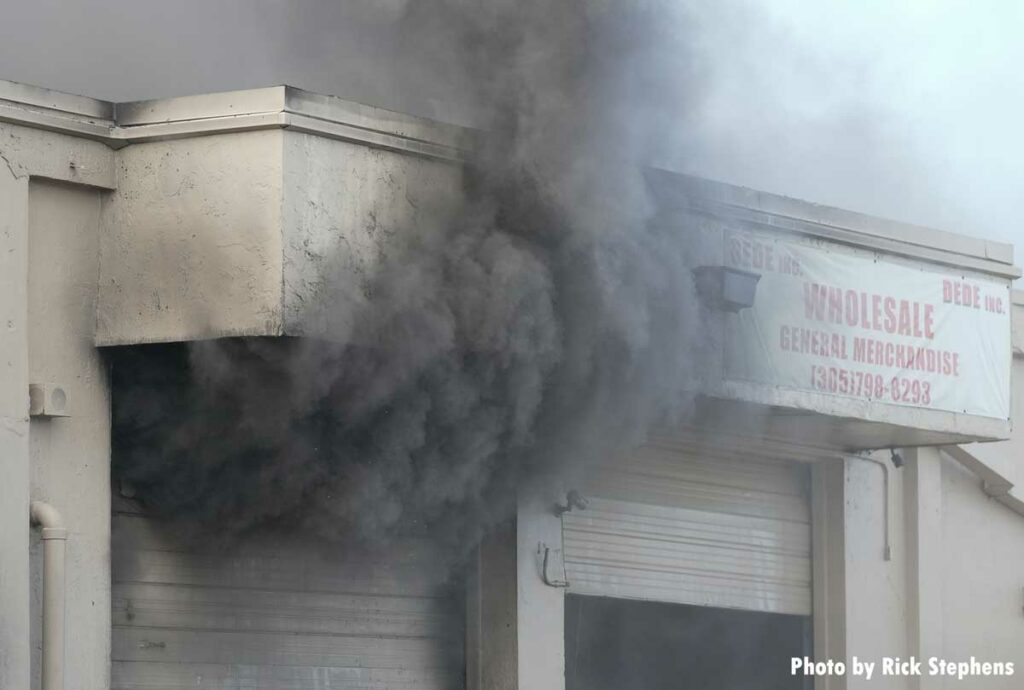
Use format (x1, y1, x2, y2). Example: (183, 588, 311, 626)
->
(110, 1, 704, 549)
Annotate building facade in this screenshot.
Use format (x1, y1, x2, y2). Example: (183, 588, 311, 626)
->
(0, 79, 1021, 690)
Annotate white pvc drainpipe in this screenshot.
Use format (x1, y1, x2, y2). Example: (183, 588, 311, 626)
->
(30, 501, 66, 690)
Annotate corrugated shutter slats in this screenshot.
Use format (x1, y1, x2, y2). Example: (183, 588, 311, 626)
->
(111, 514, 461, 690)
(562, 445, 812, 615)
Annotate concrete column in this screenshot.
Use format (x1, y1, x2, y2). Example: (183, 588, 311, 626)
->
(468, 490, 567, 690)
(844, 452, 911, 690)
(0, 162, 31, 690)
(467, 522, 518, 690)
(815, 453, 917, 690)
(812, 459, 847, 690)
(515, 491, 566, 689)
(904, 447, 944, 686)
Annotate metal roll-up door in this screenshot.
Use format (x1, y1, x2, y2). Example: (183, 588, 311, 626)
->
(111, 507, 463, 690)
(561, 443, 811, 615)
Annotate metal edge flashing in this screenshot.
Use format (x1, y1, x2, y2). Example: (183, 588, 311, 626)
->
(106, 112, 288, 148)
(112, 86, 288, 126)
(0, 79, 116, 148)
(646, 168, 1021, 281)
(0, 80, 475, 161)
(0, 79, 113, 119)
(283, 86, 473, 151)
(283, 113, 467, 162)
(111, 85, 474, 160)
(0, 102, 113, 142)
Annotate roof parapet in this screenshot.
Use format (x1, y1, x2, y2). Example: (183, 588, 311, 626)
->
(0, 79, 475, 161)
(646, 168, 1020, 281)
(0, 78, 1016, 280)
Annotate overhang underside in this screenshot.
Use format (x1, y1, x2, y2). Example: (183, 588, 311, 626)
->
(689, 395, 1008, 453)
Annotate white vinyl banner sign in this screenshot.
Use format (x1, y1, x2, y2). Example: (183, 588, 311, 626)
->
(724, 230, 1011, 420)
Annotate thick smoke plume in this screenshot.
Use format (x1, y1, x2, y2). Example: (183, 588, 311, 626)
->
(111, 1, 703, 549)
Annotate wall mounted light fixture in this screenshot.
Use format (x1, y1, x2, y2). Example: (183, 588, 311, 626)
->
(692, 266, 761, 312)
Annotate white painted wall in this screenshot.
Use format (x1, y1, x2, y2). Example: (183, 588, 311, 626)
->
(820, 443, 1023, 689)
(96, 127, 466, 347)
(0, 150, 32, 690)
(926, 296, 1024, 685)
(97, 130, 285, 345)
(27, 180, 111, 690)
(939, 456, 1024, 688)
(280, 130, 464, 340)
(0, 116, 114, 690)
(937, 290, 1024, 683)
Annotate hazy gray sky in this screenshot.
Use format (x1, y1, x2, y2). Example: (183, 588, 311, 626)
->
(0, 0, 1020, 251)
(669, 1, 1024, 250)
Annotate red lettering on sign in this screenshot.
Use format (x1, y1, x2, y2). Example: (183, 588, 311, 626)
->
(943, 279, 983, 309)
(803, 283, 936, 340)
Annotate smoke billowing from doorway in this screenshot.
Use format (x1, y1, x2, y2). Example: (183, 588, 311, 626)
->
(111, 1, 704, 549)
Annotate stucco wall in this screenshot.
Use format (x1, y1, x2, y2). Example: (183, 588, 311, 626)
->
(932, 297, 1024, 686)
(940, 456, 1024, 688)
(27, 180, 111, 690)
(280, 130, 465, 339)
(0, 153, 31, 690)
(97, 130, 284, 345)
(0, 116, 114, 690)
(828, 445, 1024, 690)
(96, 127, 466, 346)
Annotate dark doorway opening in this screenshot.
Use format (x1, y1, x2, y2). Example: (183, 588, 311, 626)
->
(565, 594, 811, 690)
